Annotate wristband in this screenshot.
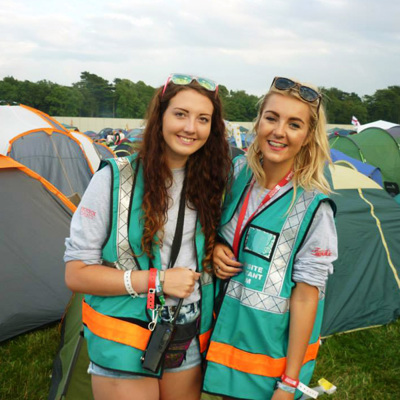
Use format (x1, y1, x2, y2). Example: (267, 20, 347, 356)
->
(276, 381, 296, 394)
(147, 268, 157, 309)
(124, 270, 138, 298)
(280, 374, 319, 399)
(155, 270, 166, 306)
(160, 270, 165, 284)
(281, 374, 299, 388)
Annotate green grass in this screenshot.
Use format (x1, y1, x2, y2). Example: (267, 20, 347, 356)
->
(1, 319, 399, 400)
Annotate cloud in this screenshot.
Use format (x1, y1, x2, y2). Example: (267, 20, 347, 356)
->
(0, 0, 399, 97)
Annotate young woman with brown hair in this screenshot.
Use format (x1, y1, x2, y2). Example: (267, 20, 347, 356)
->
(64, 74, 231, 400)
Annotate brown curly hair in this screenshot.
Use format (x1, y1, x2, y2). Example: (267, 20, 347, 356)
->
(138, 80, 231, 272)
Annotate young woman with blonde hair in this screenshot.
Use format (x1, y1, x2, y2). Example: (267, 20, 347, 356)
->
(203, 77, 338, 400)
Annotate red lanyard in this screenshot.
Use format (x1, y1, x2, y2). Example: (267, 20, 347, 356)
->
(232, 170, 293, 257)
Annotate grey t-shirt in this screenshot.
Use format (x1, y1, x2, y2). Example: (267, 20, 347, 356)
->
(64, 165, 199, 306)
(221, 157, 338, 297)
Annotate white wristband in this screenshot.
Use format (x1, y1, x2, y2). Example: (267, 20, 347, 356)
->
(124, 270, 138, 298)
(297, 382, 319, 399)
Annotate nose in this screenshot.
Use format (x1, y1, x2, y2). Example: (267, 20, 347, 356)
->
(273, 122, 285, 138)
(184, 117, 196, 134)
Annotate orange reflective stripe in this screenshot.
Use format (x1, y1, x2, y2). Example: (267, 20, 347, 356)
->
(82, 300, 151, 351)
(206, 340, 320, 377)
(199, 329, 212, 353)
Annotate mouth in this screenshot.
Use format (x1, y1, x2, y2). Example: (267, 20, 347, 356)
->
(177, 135, 196, 144)
(268, 140, 287, 149)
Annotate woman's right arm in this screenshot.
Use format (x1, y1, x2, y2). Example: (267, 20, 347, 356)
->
(64, 166, 199, 298)
(66, 261, 199, 298)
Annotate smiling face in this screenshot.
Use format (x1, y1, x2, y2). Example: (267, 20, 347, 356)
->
(162, 88, 214, 169)
(257, 93, 311, 177)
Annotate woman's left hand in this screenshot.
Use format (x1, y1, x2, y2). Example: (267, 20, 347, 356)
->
(213, 243, 242, 279)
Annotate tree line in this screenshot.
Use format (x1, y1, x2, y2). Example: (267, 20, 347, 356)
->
(0, 72, 399, 125)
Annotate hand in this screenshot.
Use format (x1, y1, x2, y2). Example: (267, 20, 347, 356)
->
(163, 267, 201, 298)
(271, 388, 295, 400)
(213, 243, 242, 279)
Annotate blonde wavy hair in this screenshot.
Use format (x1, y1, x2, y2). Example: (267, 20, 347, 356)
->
(247, 78, 332, 196)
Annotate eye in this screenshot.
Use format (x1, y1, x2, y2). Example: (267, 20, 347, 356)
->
(199, 116, 210, 124)
(265, 115, 276, 122)
(289, 122, 301, 129)
(174, 111, 185, 118)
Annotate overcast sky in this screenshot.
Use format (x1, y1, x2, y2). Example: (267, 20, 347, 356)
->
(1, 0, 399, 97)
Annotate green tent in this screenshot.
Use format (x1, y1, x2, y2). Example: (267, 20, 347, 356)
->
(49, 293, 93, 400)
(49, 164, 400, 399)
(322, 164, 400, 336)
(329, 128, 400, 196)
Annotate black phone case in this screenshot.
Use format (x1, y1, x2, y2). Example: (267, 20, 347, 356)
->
(141, 321, 176, 373)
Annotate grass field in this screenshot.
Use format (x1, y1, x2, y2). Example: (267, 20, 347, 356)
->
(1, 319, 399, 399)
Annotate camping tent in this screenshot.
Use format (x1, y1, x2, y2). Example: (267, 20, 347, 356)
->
(322, 164, 400, 336)
(7, 129, 94, 199)
(93, 141, 116, 160)
(357, 119, 397, 133)
(330, 148, 383, 187)
(1, 104, 95, 199)
(0, 104, 67, 154)
(48, 163, 400, 399)
(70, 131, 103, 172)
(329, 128, 400, 196)
(0, 155, 75, 342)
(387, 126, 400, 144)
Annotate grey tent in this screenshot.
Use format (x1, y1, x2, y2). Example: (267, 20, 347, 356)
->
(0, 155, 74, 342)
(0, 104, 94, 199)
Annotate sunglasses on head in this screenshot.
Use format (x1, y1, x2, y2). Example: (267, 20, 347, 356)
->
(161, 73, 219, 97)
(271, 77, 322, 110)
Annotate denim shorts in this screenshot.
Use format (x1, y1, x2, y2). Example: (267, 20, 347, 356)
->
(88, 302, 201, 379)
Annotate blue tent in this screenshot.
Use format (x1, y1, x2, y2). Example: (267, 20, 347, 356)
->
(330, 149, 383, 187)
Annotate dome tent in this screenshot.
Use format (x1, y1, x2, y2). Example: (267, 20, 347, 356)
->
(0, 155, 75, 342)
(329, 128, 400, 196)
(1, 104, 94, 199)
(322, 164, 400, 336)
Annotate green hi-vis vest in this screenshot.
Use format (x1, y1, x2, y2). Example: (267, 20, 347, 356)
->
(204, 160, 333, 400)
(82, 154, 214, 378)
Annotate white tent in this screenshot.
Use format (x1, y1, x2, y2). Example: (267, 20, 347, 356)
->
(357, 120, 397, 133)
(70, 131, 102, 172)
(0, 104, 67, 154)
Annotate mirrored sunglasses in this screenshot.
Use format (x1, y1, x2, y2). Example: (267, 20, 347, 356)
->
(162, 73, 218, 97)
(271, 77, 322, 106)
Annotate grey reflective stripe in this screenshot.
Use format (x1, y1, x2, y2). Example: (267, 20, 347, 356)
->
(226, 280, 289, 314)
(200, 271, 213, 286)
(114, 157, 139, 271)
(264, 190, 318, 296)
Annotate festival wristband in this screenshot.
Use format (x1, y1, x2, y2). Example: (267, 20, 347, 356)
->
(281, 374, 299, 388)
(155, 270, 166, 306)
(147, 268, 157, 309)
(276, 381, 296, 394)
(297, 382, 319, 399)
(281, 374, 319, 398)
(124, 270, 138, 298)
